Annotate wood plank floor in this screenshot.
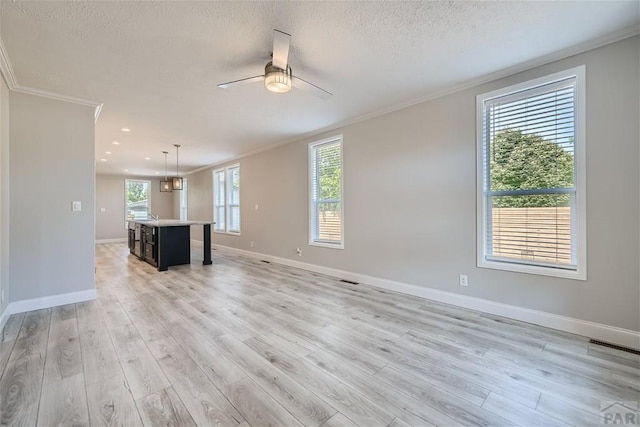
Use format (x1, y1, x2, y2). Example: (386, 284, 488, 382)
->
(1, 243, 639, 426)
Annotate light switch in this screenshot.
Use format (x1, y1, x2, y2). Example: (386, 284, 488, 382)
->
(254, 204, 259, 211)
(100, 207, 106, 213)
(72, 201, 82, 212)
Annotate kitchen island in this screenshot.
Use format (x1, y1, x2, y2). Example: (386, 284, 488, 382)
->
(128, 220, 214, 271)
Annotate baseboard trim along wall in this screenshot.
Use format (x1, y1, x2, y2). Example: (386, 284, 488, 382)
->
(211, 243, 640, 350)
(0, 288, 97, 332)
(96, 238, 127, 244)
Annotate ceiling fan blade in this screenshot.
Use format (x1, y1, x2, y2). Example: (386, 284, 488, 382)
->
(272, 29, 291, 70)
(217, 75, 264, 89)
(292, 75, 332, 99)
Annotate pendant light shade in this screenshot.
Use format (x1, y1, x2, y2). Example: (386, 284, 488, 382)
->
(160, 151, 172, 192)
(172, 144, 183, 190)
(172, 176, 183, 191)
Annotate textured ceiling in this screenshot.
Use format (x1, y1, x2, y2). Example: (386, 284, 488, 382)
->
(1, 1, 638, 176)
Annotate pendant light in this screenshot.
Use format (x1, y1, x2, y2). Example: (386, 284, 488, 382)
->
(160, 151, 172, 192)
(172, 144, 183, 190)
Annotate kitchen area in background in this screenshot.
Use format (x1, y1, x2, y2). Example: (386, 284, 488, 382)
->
(95, 174, 185, 243)
(97, 174, 213, 271)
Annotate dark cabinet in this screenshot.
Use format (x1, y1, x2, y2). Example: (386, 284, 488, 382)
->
(128, 222, 142, 256)
(140, 225, 157, 267)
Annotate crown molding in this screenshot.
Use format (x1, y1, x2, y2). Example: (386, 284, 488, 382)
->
(0, 37, 18, 88)
(0, 35, 103, 122)
(185, 26, 640, 176)
(11, 84, 104, 121)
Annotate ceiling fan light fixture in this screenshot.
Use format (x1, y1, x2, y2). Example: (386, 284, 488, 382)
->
(264, 62, 292, 93)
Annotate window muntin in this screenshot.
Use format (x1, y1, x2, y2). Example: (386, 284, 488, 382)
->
(477, 66, 586, 279)
(309, 136, 343, 248)
(213, 165, 240, 234)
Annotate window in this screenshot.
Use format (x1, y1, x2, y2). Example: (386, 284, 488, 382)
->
(180, 178, 188, 221)
(213, 164, 240, 234)
(477, 66, 586, 279)
(309, 136, 343, 248)
(125, 179, 151, 227)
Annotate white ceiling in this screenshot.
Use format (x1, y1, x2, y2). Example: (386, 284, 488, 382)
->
(1, 1, 638, 176)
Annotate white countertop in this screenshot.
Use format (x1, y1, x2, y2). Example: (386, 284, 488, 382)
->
(129, 219, 214, 227)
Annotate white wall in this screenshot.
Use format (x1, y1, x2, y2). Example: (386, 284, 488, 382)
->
(95, 174, 176, 240)
(188, 36, 640, 333)
(0, 76, 9, 317)
(9, 91, 95, 303)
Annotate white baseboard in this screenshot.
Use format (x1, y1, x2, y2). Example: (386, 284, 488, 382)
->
(96, 238, 127, 244)
(212, 244, 640, 350)
(0, 288, 97, 332)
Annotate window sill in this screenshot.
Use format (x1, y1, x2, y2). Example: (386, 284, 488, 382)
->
(478, 258, 586, 280)
(309, 240, 344, 250)
(213, 230, 241, 236)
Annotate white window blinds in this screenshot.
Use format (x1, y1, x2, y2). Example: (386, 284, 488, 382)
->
(227, 165, 240, 233)
(213, 169, 226, 232)
(480, 71, 583, 274)
(309, 137, 343, 247)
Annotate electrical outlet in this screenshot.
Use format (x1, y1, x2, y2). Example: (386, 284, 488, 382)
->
(250, 241, 254, 248)
(459, 274, 468, 287)
(72, 201, 82, 212)
(296, 248, 302, 257)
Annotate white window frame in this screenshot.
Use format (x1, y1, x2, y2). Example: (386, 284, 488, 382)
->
(124, 179, 151, 228)
(213, 169, 226, 232)
(213, 164, 241, 235)
(180, 178, 188, 221)
(308, 135, 344, 249)
(476, 66, 586, 280)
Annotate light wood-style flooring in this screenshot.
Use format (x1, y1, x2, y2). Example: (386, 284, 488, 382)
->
(1, 243, 639, 426)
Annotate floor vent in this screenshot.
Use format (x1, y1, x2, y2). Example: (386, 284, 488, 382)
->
(589, 339, 640, 355)
(261, 260, 271, 264)
(340, 279, 359, 285)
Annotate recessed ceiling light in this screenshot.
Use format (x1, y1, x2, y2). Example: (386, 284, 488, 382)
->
(144, 157, 151, 160)
(112, 141, 120, 145)
(105, 151, 112, 155)
(100, 158, 107, 162)
(155, 171, 159, 175)
(121, 128, 131, 132)
(124, 169, 129, 172)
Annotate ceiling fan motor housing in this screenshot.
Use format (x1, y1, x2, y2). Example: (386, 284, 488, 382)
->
(264, 61, 292, 93)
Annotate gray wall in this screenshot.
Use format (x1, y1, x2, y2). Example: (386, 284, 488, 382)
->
(9, 91, 95, 302)
(188, 36, 639, 332)
(95, 174, 177, 240)
(0, 76, 8, 316)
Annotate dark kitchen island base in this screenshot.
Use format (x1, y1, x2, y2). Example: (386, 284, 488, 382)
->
(128, 220, 214, 271)
(157, 225, 190, 271)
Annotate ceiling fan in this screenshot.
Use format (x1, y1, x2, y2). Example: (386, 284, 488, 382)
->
(217, 30, 332, 99)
